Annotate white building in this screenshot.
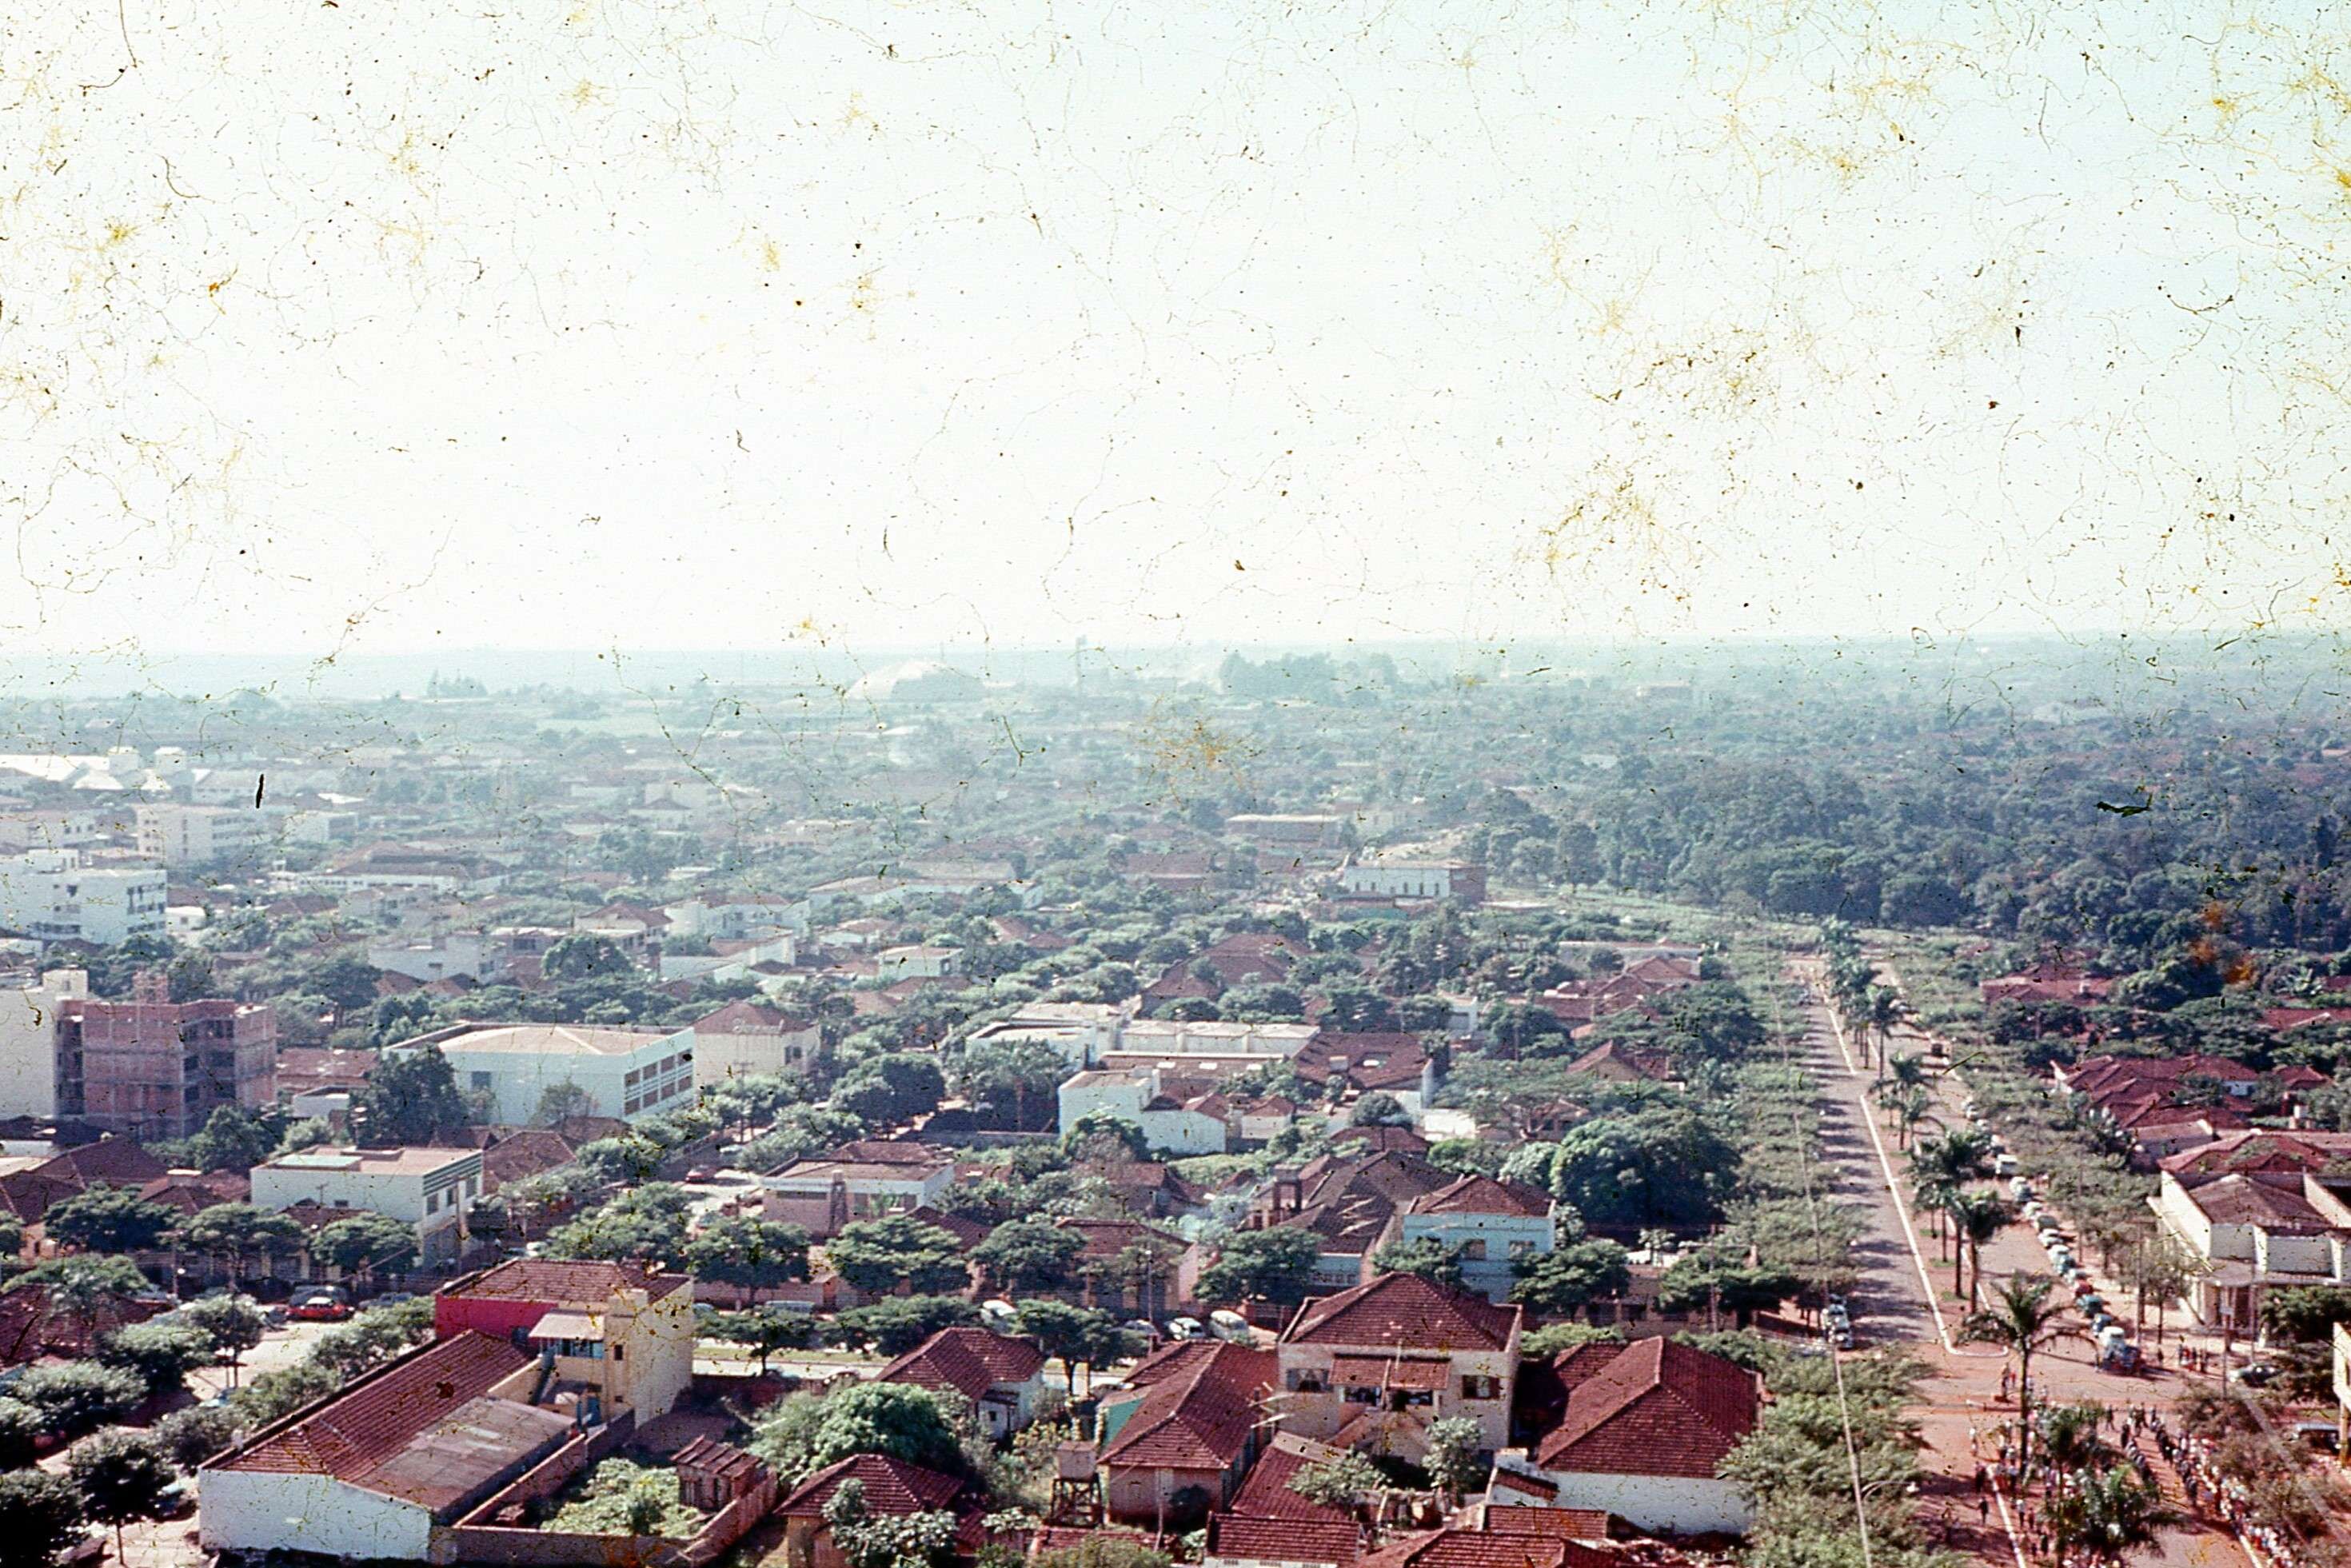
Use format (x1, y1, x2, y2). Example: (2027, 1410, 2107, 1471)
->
(0, 969, 85, 1120)
(689, 999, 822, 1087)
(249, 1144, 485, 1266)
(392, 1023, 697, 1125)
(200, 1333, 575, 1562)
(0, 852, 167, 946)
(657, 932, 796, 984)
(1335, 857, 1485, 902)
(1491, 1337, 1760, 1534)
(1099, 1019, 1318, 1074)
(663, 892, 808, 941)
(136, 804, 269, 869)
(963, 1001, 1128, 1069)
(365, 932, 509, 984)
(876, 944, 960, 981)
(0, 812, 105, 854)
(1057, 1066, 1228, 1155)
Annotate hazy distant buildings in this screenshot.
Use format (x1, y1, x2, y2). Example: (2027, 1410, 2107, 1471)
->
(0, 851, 168, 945)
(137, 804, 269, 869)
(1336, 856, 1486, 904)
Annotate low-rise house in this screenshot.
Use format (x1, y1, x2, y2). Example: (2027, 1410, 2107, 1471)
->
(761, 1142, 955, 1235)
(199, 1332, 576, 1561)
(776, 1454, 990, 1568)
(1054, 1215, 1190, 1318)
(1097, 1339, 1278, 1527)
(877, 1327, 1052, 1438)
(1981, 965, 2112, 1006)
(1252, 1150, 1454, 1291)
(1059, 1067, 1231, 1155)
(1382, 1174, 1559, 1304)
(1274, 1273, 1522, 1462)
(249, 1144, 485, 1267)
(688, 999, 821, 1087)
(1294, 1031, 1443, 1116)
(876, 944, 961, 981)
(433, 1257, 697, 1421)
(1493, 1337, 1760, 1534)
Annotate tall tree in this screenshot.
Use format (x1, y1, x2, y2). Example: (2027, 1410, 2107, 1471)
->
(349, 1046, 472, 1144)
(1964, 1274, 2078, 1465)
(65, 1430, 178, 1562)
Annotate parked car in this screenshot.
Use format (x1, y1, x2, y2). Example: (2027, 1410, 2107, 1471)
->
(1168, 1317, 1205, 1341)
(289, 1290, 353, 1322)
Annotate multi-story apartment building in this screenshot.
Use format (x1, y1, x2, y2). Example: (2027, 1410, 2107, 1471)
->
(0, 968, 87, 1120)
(135, 804, 269, 870)
(59, 973, 278, 1139)
(0, 851, 167, 946)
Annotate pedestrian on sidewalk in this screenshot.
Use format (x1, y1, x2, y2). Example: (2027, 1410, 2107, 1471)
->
(1979, 1496, 1990, 1525)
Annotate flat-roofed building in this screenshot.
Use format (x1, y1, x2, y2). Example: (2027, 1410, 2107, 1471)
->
(390, 1021, 694, 1125)
(249, 1144, 485, 1266)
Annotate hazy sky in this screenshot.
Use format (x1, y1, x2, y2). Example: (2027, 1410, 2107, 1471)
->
(6, 0, 2347, 659)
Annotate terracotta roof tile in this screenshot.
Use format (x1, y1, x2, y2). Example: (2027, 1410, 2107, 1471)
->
(1099, 1340, 1274, 1472)
(1531, 1338, 1759, 1478)
(778, 1453, 972, 1518)
(1283, 1274, 1520, 1354)
(1209, 1514, 1363, 1565)
(877, 1327, 1047, 1403)
(445, 1257, 690, 1305)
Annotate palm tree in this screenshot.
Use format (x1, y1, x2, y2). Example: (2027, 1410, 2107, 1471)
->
(1953, 1191, 2013, 1306)
(1866, 985, 1902, 1081)
(2039, 1401, 2110, 1471)
(1890, 1087, 1937, 1151)
(1910, 1128, 1993, 1254)
(1881, 1051, 1930, 1099)
(2044, 1468, 2160, 1562)
(1965, 1273, 2080, 1464)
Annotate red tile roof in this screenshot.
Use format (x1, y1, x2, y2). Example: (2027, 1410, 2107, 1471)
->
(1208, 1514, 1363, 1565)
(1532, 1337, 1759, 1478)
(777, 1453, 971, 1518)
(1099, 1340, 1274, 1473)
(1411, 1174, 1552, 1218)
(443, 1257, 690, 1305)
(210, 1332, 530, 1482)
(877, 1327, 1048, 1404)
(1353, 1527, 1572, 1568)
(1479, 1507, 1617, 1541)
(1226, 1434, 1359, 1524)
(1283, 1273, 1520, 1354)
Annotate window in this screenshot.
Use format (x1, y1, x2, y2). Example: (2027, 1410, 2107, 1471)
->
(1344, 1385, 1379, 1405)
(427, 1191, 440, 1214)
(1508, 1239, 1535, 1259)
(1461, 1374, 1501, 1401)
(471, 1071, 493, 1091)
(1459, 1239, 1487, 1262)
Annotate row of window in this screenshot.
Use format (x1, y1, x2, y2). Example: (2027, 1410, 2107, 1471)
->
(1282, 1370, 1505, 1402)
(424, 1174, 482, 1215)
(625, 1051, 691, 1088)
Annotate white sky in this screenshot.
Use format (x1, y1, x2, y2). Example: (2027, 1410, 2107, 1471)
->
(4, 0, 2347, 656)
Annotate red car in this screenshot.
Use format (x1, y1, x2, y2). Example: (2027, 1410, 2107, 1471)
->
(289, 1294, 353, 1321)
